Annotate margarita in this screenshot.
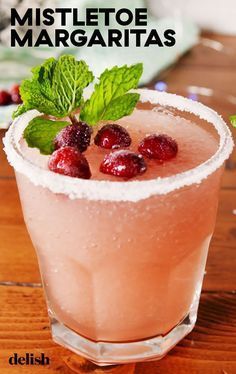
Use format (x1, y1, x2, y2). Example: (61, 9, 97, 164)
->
(4, 89, 233, 364)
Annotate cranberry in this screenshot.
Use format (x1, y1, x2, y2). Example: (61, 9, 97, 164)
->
(10, 84, 22, 104)
(48, 146, 91, 179)
(0, 90, 11, 106)
(100, 150, 147, 179)
(94, 124, 131, 149)
(138, 134, 178, 161)
(54, 122, 91, 153)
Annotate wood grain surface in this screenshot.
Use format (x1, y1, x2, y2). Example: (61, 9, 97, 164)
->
(0, 33, 236, 373)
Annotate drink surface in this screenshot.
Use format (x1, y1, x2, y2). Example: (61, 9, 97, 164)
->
(19, 105, 219, 181)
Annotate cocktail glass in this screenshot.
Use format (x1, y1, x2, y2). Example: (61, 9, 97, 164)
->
(3, 89, 233, 365)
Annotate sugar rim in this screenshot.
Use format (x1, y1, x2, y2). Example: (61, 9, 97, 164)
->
(3, 89, 234, 202)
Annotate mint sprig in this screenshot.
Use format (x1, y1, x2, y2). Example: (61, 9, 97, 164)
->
(80, 64, 143, 125)
(14, 56, 143, 155)
(14, 55, 94, 119)
(24, 117, 69, 155)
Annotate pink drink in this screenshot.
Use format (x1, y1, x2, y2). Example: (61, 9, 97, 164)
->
(4, 90, 233, 364)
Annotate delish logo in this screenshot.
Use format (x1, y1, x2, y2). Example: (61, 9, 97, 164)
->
(9, 353, 50, 366)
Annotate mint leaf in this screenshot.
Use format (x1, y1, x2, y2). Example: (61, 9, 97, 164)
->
(102, 93, 140, 121)
(80, 63, 143, 125)
(14, 59, 59, 118)
(13, 104, 30, 118)
(13, 55, 94, 119)
(53, 56, 94, 115)
(23, 117, 69, 155)
(230, 115, 236, 128)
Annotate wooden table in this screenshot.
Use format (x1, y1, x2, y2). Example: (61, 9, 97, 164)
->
(0, 33, 236, 373)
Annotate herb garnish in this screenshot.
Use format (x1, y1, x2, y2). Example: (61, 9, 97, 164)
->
(14, 55, 143, 155)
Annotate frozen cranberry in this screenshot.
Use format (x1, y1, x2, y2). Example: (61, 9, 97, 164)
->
(48, 146, 91, 179)
(138, 134, 178, 161)
(94, 124, 131, 149)
(0, 90, 11, 106)
(100, 150, 147, 178)
(10, 84, 22, 104)
(54, 122, 91, 153)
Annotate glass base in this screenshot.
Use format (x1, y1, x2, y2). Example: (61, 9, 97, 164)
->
(50, 301, 198, 366)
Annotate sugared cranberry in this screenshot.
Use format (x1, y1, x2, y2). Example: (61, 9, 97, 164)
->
(138, 134, 178, 161)
(10, 84, 22, 104)
(48, 146, 91, 179)
(94, 124, 131, 149)
(54, 122, 91, 153)
(100, 150, 147, 178)
(0, 90, 11, 106)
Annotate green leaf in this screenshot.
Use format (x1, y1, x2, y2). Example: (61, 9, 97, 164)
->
(53, 56, 94, 115)
(23, 117, 70, 155)
(230, 115, 236, 128)
(13, 104, 30, 118)
(102, 93, 140, 121)
(80, 63, 143, 125)
(13, 55, 94, 119)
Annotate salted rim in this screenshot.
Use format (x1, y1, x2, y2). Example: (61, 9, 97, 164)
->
(3, 89, 234, 202)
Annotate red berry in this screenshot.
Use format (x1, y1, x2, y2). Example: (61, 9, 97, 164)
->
(48, 146, 91, 179)
(54, 122, 91, 153)
(100, 150, 147, 178)
(10, 84, 22, 104)
(94, 124, 131, 149)
(138, 134, 178, 161)
(0, 90, 11, 106)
